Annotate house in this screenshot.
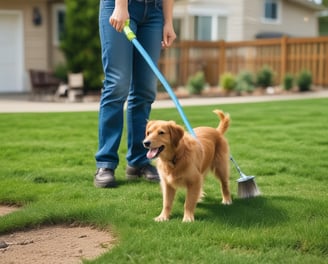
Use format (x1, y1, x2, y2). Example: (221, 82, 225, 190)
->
(0, 0, 326, 93)
(0, 0, 64, 93)
(174, 0, 325, 41)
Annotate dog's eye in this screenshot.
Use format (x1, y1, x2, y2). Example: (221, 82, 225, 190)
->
(146, 131, 151, 136)
(158, 130, 165, 135)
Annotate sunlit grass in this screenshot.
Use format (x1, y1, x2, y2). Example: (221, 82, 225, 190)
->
(0, 98, 327, 263)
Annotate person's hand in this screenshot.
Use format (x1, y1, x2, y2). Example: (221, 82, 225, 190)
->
(109, 6, 129, 32)
(162, 23, 176, 48)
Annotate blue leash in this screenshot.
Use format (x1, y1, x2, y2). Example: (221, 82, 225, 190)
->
(123, 21, 196, 138)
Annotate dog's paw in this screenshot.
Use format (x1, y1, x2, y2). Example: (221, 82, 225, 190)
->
(154, 215, 169, 222)
(197, 191, 206, 203)
(222, 198, 232, 205)
(182, 215, 194, 222)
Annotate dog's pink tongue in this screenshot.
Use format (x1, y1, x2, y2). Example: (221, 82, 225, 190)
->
(147, 148, 158, 159)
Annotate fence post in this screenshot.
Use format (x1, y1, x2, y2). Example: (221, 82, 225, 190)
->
(219, 40, 226, 80)
(280, 36, 288, 83)
(180, 41, 190, 86)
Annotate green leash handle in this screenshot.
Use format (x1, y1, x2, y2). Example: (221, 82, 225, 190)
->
(123, 20, 136, 41)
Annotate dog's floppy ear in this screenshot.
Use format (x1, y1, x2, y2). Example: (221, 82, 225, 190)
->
(145, 120, 154, 134)
(146, 120, 154, 126)
(168, 121, 184, 147)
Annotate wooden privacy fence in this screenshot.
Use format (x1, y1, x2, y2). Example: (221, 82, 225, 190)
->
(158, 36, 328, 87)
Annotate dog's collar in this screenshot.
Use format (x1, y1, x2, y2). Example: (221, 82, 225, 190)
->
(170, 155, 177, 167)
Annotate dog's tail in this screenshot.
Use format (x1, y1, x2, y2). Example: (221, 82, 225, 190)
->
(213, 109, 230, 134)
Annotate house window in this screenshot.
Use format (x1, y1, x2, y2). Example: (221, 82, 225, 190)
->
(195, 16, 227, 41)
(52, 4, 66, 46)
(195, 16, 212, 41)
(263, 0, 279, 22)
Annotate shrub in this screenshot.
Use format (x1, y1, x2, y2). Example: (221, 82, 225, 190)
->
(60, 0, 102, 90)
(297, 70, 312, 92)
(219, 72, 236, 92)
(256, 65, 274, 88)
(283, 73, 294, 91)
(187, 71, 206, 95)
(54, 63, 68, 83)
(235, 71, 255, 93)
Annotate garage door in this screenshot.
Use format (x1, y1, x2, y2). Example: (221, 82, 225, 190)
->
(0, 11, 24, 93)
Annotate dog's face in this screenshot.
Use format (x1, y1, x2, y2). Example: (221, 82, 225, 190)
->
(143, 120, 184, 160)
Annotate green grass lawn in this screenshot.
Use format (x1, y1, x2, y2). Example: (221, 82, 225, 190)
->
(0, 98, 327, 263)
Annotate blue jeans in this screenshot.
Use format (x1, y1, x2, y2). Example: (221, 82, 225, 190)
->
(96, 0, 164, 170)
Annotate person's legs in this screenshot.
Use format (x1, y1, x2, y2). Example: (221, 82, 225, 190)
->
(126, 0, 164, 170)
(95, 0, 164, 186)
(95, 0, 133, 187)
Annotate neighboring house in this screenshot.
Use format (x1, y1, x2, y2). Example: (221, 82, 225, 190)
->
(174, 0, 326, 41)
(0, 0, 64, 93)
(0, 0, 326, 93)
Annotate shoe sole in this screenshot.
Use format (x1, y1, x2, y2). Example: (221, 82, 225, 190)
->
(126, 174, 140, 181)
(94, 179, 117, 188)
(126, 174, 160, 182)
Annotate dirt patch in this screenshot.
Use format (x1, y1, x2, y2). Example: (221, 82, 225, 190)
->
(0, 206, 116, 264)
(0, 205, 19, 216)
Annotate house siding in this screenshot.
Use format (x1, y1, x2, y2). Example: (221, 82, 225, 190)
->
(230, 0, 318, 40)
(223, 0, 245, 41)
(0, 0, 49, 70)
(243, 0, 319, 40)
(174, 0, 245, 41)
(243, 0, 264, 40)
(0, 0, 64, 92)
(280, 1, 318, 37)
(174, 0, 322, 41)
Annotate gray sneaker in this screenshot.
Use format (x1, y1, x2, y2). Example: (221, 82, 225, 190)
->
(94, 168, 117, 188)
(126, 164, 160, 182)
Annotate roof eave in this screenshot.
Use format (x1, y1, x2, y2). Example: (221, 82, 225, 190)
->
(288, 0, 327, 11)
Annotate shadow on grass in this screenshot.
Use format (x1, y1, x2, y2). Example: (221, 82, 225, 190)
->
(194, 195, 291, 227)
(110, 178, 161, 188)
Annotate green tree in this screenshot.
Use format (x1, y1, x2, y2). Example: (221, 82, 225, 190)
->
(61, 0, 103, 90)
(319, 0, 328, 35)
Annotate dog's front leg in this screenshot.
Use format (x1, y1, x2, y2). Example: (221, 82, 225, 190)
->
(154, 183, 176, 222)
(183, 181, 202, 222)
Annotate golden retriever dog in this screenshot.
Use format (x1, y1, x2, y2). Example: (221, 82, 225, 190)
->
(143, 109, 232, 222)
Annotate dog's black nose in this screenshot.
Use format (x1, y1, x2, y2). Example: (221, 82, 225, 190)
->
(143, 140, 151, 148)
